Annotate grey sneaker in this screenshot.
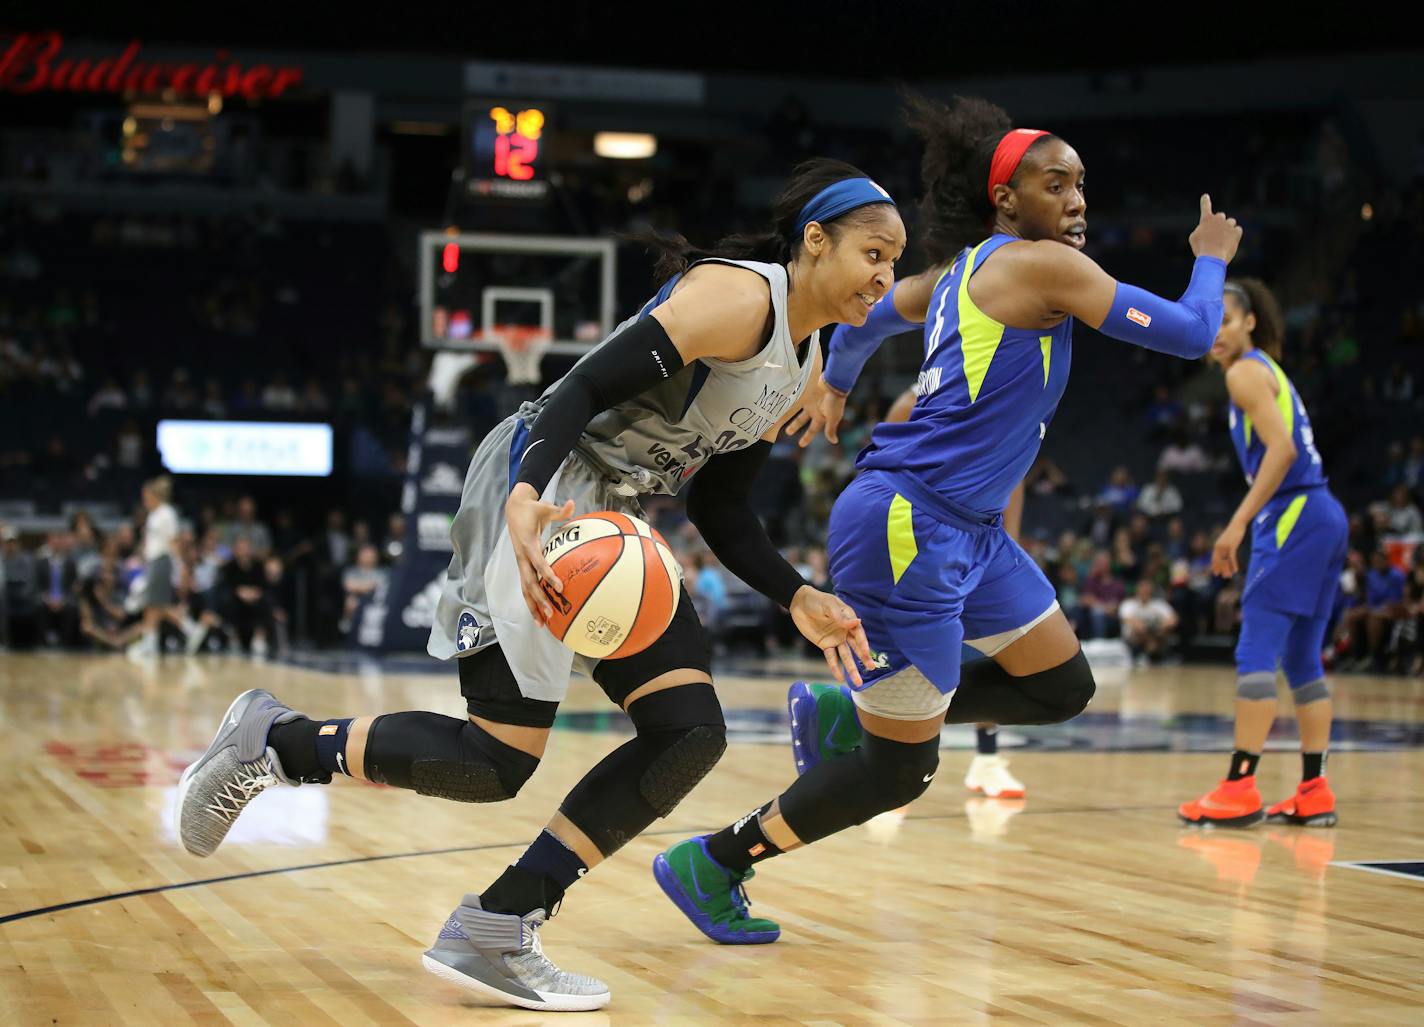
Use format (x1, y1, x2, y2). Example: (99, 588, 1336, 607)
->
(422, 895, 611, 1011)
(176, 688, 305, 857)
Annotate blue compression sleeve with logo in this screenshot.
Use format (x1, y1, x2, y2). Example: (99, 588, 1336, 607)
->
(1100, 255, 1227, 359)
(823, 282, 921, 394)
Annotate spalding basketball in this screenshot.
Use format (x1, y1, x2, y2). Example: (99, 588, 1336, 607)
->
(538, 512, 681, 659)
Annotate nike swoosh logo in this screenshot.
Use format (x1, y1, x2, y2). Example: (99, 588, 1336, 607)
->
(922, 772, 935, 783)
(688, 858, 715, 903)
(1199, 796, 1248, 811)
(763, 361, 783, 369)
(821, 711, 842, 754)
(336, 752, 346, 776)
(518, 439, 545, 467)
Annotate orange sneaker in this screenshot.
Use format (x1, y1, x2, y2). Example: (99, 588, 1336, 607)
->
(1178, 776, 1264, 828)
(1265, 776, 1338, 827)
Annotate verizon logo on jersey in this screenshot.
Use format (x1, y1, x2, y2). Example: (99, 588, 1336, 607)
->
(914, 367, 943, 398)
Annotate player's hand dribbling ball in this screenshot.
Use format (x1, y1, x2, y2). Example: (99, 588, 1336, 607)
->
(538, 512, 681, 658)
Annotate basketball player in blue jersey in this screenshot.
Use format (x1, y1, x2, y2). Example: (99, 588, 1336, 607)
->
(655, 93, 1242, 945)
(174, 159, 901, 1010)
(1178, 278, 1346, 828)
(791, 382, 1031, 801)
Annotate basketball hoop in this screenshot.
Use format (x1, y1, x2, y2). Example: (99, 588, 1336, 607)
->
(487, 324, 552, 386)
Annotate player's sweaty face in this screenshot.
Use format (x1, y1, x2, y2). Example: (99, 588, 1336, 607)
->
(826, 206, 906, 326)
(1015, 140, 1087, 249)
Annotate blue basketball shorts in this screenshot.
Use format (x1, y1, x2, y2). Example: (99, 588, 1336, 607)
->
(1241, 487, 1347, 620)
(828, 470, 1059, 696)
(1236, 486, 1348, 686)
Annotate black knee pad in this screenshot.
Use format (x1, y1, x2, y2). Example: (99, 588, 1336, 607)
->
(861, 731, 940, 809)
(778, 731, 940, 844)
(629, 684, 728, 816)
(559, 683, 726, 855)
(1014, 649, 1096, 723)
(365, 712, 540, 802)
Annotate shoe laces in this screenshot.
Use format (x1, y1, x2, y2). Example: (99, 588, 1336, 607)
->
(728, 868, 756, 921)
(521, 909, 549, 957)
(206, 757, 277, 824)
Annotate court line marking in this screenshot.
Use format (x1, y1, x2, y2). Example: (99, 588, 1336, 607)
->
(4, 800, 1420, 925)
(1330, 861, 1424, 883)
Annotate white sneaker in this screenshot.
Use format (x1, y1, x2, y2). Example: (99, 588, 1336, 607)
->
(126, 635, 158, 660)
(251, 635, 269, 660)
(964, 754, 1026, 798)
(184, 623, 210, 656)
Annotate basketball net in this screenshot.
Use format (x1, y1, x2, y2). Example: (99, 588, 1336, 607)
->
(489, 324, 552, 386)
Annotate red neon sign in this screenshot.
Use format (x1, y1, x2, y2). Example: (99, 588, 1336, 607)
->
(0, 32, 303, 99)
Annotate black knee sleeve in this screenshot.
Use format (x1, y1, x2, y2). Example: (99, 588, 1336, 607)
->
(1016, 649, 1095, 721)
(364, 711, 540, 802)
(946, 649, 1096, 725)
(778, 732, 940, 845)
(559, 684, 726, 856)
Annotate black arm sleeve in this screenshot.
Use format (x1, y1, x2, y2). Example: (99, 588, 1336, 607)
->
(514, 316, 686, 495)
(685, 441, 807, 609)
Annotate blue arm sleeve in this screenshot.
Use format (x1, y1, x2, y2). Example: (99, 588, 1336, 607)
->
(1100, 256, 1227, 359)
(823, 282, 921, 393)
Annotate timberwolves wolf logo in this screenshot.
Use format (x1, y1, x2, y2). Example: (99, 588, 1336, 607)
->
(456, 610, 482, 652)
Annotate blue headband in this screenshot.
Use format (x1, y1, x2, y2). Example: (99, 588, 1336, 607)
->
(794, 178, 895, 236)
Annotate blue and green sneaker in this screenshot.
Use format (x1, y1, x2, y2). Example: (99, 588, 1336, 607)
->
(652, 836, 780, 944)
(787, 680, 861, 776)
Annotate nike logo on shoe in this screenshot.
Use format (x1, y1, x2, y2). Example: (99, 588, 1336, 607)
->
(688, 858, 715, 903)
(1199, 796, 1247, 811)
(922, 772, 936, 783)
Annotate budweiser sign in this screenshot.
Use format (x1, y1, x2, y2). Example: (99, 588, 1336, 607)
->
(0, 32, 303, 99)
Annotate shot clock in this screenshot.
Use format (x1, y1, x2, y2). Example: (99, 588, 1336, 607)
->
(463, 98, 551, 201)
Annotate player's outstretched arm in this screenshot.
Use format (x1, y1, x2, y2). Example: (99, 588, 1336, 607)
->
(1025, 194, 1243, 359)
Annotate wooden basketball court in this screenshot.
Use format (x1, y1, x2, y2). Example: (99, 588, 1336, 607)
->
(2, 651, 1421, 1023)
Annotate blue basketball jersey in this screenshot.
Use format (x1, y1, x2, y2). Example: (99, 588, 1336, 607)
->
(857, 234, 1073, 517)
(1227, 349, 1327, 492)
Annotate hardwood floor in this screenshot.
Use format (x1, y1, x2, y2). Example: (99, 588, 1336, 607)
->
(2, 651, 1421, 1024)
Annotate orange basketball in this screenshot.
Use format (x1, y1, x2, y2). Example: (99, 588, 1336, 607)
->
(538, 512, 681, 659)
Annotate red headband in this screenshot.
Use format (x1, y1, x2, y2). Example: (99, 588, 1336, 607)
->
(987, 128, 1050, 204)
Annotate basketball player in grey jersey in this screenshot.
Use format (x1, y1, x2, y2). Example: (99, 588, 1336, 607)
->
(177, 159, 904, 1011)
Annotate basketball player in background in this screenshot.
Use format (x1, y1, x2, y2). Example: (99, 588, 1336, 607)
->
(128, 476, 178, 659)
(656, 92, 1241, 945)
(176, 159, 900, 1011)
(1177, 277, 1345, 828)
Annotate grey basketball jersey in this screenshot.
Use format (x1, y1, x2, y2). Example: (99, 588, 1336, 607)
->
(519, 258, 818, 497)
